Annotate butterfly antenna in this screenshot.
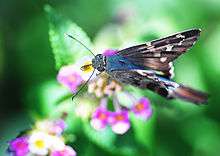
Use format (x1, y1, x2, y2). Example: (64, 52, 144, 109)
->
(71, 69, 95, 101)
(65, 33, 96, 57)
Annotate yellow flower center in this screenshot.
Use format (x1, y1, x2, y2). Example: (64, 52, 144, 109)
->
(135, 103, 144, 112)
(81, 61, 93, 73)
(35, 140, 45, 149)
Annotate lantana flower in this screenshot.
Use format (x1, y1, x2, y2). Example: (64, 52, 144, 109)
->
(8, 136, 29, 156)
(7, 119, 77, 156)
(108, 110, 130, 134)
(28, 131, 51, 155)
(57, 65, 83, 93)
(57, 49, 153, 135)
(131, 97, 152, 120)
(90, 98, 110, 130)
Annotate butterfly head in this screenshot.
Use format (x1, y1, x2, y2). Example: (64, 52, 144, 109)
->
(92, 54, 106, 72)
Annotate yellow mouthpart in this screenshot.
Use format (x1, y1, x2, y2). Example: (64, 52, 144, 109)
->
(81, 61, 93, 73)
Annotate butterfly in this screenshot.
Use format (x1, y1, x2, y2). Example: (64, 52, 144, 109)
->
(69, 29, 208, 104)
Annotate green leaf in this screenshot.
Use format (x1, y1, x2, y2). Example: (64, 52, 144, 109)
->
(26, 80, 70, 118)
(44, 4, 93, 70)
(83, 120, 117, 150)
(181, 116, 220, 156)
(83, 119, 152, 156)
(130, 112, 156, 155)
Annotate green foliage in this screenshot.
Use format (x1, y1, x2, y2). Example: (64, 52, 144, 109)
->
(83, 119, 153, 156)
(181, 116, 220, 156)
(45, 5, 93, 70)
(131, 113, 156, 151)
(26, 80, 70, 118)
(83, 121, 116, 151)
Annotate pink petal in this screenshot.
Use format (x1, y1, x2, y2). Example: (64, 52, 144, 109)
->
(9, 136, 29, 156)
(103, 49, 117, 56)
(108, 110, 131, 134)
(57, 65, 83, 93)
(131, 97, 153, 120)
(90, 107, 109, 131)
(51, 146, 76, 156)
(90, 118, 106, 131)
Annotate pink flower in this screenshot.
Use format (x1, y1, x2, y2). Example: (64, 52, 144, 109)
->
(108, 110, 130, 135)
(9, 136, 29, 156)
(51, 146, 76, 156)
(90, 107, 110, 131)
(36, 119, 67, 136)
(131, 97, 152, 120)
(57, 65, 83, 93)
(50, 119, 67, 135)
(103, 49, 117, 56)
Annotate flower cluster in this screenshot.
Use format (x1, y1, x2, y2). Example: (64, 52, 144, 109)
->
(8, 119, 76, 156)
(57, 49, 153, 135)
(88, 75, 122, 97)
(90, 97, 152, 134)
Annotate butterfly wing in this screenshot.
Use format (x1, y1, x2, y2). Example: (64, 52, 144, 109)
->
(109, 70, 208, 104)
(117, 29, 201, 78)
(109, 70, 170, 98)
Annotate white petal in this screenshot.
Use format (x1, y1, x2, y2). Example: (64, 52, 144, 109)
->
(90, 119, 105, 131)
(111, 122, 130, 134)
(48, 136, 65, 151)
(28, 131, 51, 155)
(29, 144, 48, 155)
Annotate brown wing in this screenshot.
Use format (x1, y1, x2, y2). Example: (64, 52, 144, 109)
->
(109, 70, 170, 98)
(117, 29, 201, 78)
(108, 70, 208, 104)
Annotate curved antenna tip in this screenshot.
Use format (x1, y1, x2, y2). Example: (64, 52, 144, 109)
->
(65, 33, 73, 38)
(65, 33, 96, 56)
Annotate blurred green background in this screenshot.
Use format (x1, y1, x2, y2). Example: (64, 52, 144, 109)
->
(1, 0, 220, 155)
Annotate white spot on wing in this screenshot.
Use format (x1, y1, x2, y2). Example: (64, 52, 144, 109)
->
(176, 34, 185, 46)
(166, 45, 173, 51)
(176, 34, 185, 38)
(145, 42, 154, 49)
(169, 62, 173, 68)
(170, 66, 175, 79)
(160, 57, 167, 62)
(135, 70, 155, 76)
(136, 70, 148, 76)
(158, 77, 178, 88)
(169, 62, 175, 79)
(145, 42, 152, 46)
(178, 40, 184, 46)
(154, 53, 161, 57)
